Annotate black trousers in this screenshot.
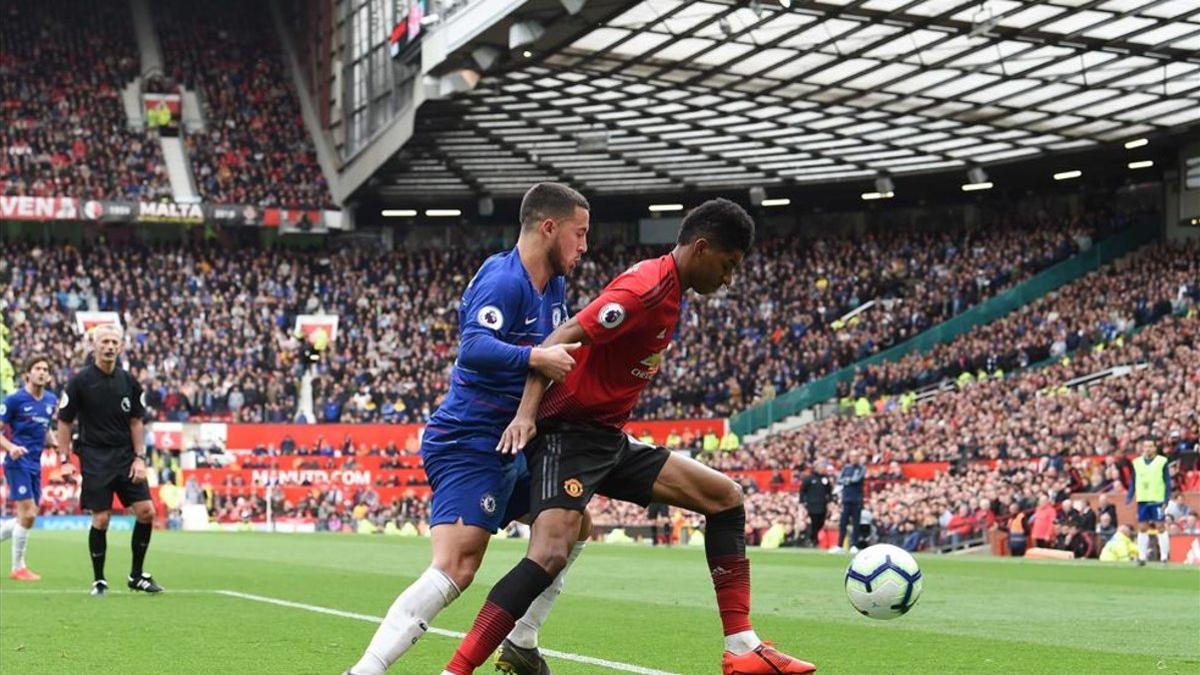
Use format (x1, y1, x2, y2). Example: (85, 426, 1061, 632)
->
(839, 501, 863, 548)
(808, 510, 826, 546)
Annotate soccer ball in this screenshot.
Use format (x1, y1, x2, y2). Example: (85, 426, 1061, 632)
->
(844, 544, 923, 620)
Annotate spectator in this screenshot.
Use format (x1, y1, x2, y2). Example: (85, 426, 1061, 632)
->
(798, 462, 833, 547)
(1031, 496, 1057, 549)
(1099, 525, 1138, 562)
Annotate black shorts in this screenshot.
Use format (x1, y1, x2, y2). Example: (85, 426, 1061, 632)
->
(527, 420, 671, 518)
(80, 468, 152, 512)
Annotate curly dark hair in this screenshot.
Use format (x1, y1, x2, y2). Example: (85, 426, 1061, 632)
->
(677, 198, 755, 253)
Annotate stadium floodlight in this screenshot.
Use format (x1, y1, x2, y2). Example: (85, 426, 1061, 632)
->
(967, 167, 988, 185)
(761, 198, 791, 207)
(576, 130, 610, 153)
(749, 186, 766, 206)
(430, 69, 480, 98)
(426, 209, 462, 217)
(1128, 160, 1154, 169)
(961, 182, 993, 192)
(874, 176, 895, 194)
(1053, 170, 1082, 180)
(522, 50, 533, 58)
(648, 203, 684, 212)
(560, 0, 586, 14)
(478, 196, 495, 217)
(861, 191, 894, 201)
(381, 209, 417, 217)
(1124, 138, 1148, 150)
(509, 20, 545, 49)
(471, 45, 501, 71)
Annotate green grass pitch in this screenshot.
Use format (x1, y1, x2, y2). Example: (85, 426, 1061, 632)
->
(2, 532, 1198, 674)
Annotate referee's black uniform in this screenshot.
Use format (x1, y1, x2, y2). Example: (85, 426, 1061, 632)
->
(60, 363, 151, 509)
(59, 362, 161, 593)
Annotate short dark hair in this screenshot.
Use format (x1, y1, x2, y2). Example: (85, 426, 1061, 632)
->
(519, 182, 590, 230)
(677, 198, 755, 253)
(23, 354, 51, 374)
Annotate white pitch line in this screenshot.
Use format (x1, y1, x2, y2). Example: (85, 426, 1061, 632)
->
(216, 590, 681, 675)
(0, 588, 211, 594)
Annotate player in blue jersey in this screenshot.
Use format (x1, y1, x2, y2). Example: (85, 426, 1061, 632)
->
(348, 183, 591, 675)
(1, 355, 61, 581)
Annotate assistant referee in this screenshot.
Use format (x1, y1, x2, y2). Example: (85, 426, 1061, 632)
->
(55, 323, 163, 596)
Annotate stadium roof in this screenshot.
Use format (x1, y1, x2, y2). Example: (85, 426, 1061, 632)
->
(374, 0, 1200, 201)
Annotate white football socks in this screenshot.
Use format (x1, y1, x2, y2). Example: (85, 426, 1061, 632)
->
(352, 566, 461, 674)
(0, 519, 14, 542)
(725, 629, 763, 655)
(1158, 532, 1170, 562)
(1137, 532, 1150, 562)
(507, 541, 586, 650)
(12, 524, 29, 569)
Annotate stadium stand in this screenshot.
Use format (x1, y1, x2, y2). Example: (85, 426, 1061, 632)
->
(131, 271, 1196, 550)
(847, 239, 1199, 399)
(0, 212, 1122, 425)
(0, 0, 170, 200)
(156, 0, 332, 208)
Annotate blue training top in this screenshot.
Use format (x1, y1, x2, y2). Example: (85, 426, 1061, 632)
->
(1, 388, 58, 472)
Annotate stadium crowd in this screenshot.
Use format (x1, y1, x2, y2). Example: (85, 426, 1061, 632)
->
(0, 209, 1125, 428)
(702, 309, 1199, 552)
(151, 309, 1195, 550)
(847, 239, 1199, 398)
(157, 0, 332, 208)
(0, 0, 170, 200)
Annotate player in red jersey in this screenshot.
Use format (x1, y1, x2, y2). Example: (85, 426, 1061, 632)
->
(442, 199, 816, 675)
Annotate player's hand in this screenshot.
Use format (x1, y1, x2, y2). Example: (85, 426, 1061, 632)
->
(60, 461, 76, 480)
(496, 415, 537, 455)
(130, 457, 147, 484)
(6, 445, 27, 461)
(530, 342, 582, 383)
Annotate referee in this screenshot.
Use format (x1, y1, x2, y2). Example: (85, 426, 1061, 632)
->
(55, 324, 163, 596)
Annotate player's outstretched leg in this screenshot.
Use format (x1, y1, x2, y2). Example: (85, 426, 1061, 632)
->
(127, 499, 163, 593)
(1136, 522, 1150, 566)
(497, 511, 591, 675)
(7, 496, 40, 581)
(347, 522, 490, 674)
(651, 454, 816, 674)
(443, 509, 581, 674)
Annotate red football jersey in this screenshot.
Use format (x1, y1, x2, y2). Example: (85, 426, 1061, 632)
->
(539, 253, 682, 428)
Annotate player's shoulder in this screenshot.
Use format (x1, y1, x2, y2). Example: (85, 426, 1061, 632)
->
(469, 249, 526, 295)
(609, 254, 678, 297)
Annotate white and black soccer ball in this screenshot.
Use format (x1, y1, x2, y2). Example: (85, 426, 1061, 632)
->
(844, 544, 923, 620)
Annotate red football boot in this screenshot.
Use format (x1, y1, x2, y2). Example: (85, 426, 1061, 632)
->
(723, 642, 816, 674)
(9, 567, 41, 581)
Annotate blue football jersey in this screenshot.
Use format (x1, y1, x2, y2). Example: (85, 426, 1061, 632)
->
(424, 247, 568, 451)
(1, 388, 57, 471)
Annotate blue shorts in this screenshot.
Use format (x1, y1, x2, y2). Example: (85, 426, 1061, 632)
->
(422, 446, 531, 534)
(3, 465, 41, 505)
(1136, 502, 1164, 523)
